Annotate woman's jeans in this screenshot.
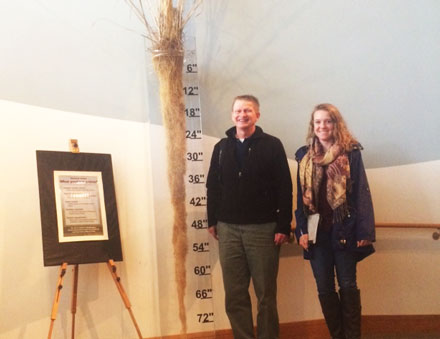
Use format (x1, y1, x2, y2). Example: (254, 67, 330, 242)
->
(310, 230, 358, 295)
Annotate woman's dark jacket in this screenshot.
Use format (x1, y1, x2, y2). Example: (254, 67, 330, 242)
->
(206, 126, 293, 236)
(294, 145, 375, 261)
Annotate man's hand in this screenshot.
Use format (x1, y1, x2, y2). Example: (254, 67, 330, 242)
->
(274, 233, 288, 246)
(357, 240, 372, 247)
(208, 226, 218, 240)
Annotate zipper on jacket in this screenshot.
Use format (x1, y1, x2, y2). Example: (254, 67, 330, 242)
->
(241, 147, 251, 177)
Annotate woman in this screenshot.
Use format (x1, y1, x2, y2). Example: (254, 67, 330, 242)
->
(295, 103, 375, 339)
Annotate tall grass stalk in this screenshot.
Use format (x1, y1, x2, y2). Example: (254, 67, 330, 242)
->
(125, 0, 202, 335)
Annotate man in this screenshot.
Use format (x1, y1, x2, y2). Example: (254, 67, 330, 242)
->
(206, 95, 293, 339)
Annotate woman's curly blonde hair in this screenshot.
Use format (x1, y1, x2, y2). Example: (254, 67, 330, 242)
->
(306, 103, 359, 152)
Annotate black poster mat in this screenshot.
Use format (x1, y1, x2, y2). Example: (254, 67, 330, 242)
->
(36, 151, 123, 266)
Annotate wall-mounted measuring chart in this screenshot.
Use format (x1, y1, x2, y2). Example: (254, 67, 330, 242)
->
(183, 36, 215, 333)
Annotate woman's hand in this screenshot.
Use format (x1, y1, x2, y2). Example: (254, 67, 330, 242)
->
(299, 234, 309, 251)
(357, 240, 372, 247)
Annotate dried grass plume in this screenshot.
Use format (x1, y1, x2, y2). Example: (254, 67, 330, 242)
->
(125, 0, 202, 335)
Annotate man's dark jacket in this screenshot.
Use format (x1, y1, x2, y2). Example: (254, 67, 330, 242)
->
(206, 126, 293, 235)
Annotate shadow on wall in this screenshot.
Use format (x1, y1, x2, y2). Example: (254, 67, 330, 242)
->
(374, 228, 439, 252)
(280, 242, 303, 258)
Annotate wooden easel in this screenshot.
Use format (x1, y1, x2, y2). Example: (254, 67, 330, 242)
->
(48, 141, 142, 338)
(48, 260, 143, 339)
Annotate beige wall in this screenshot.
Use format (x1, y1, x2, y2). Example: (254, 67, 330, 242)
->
(0, 101, 160, 338)
(1, 100, 439, 338)
(1, 1, 439, 337)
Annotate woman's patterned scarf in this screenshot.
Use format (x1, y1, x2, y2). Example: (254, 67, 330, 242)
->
(299, 141, 350, 222)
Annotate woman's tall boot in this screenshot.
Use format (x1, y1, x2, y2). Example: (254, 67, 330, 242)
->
(339, 288, 361, 339)
(318, 292, 345, 339)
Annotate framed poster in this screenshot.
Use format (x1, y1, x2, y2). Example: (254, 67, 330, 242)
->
(36, 151, 123, 266)
(54, 171, 108, 242)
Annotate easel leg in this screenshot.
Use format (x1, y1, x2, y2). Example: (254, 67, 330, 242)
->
(48, 262, 68, 339)
(71, 264, 79, 339)
(107, 260, 143, 339)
